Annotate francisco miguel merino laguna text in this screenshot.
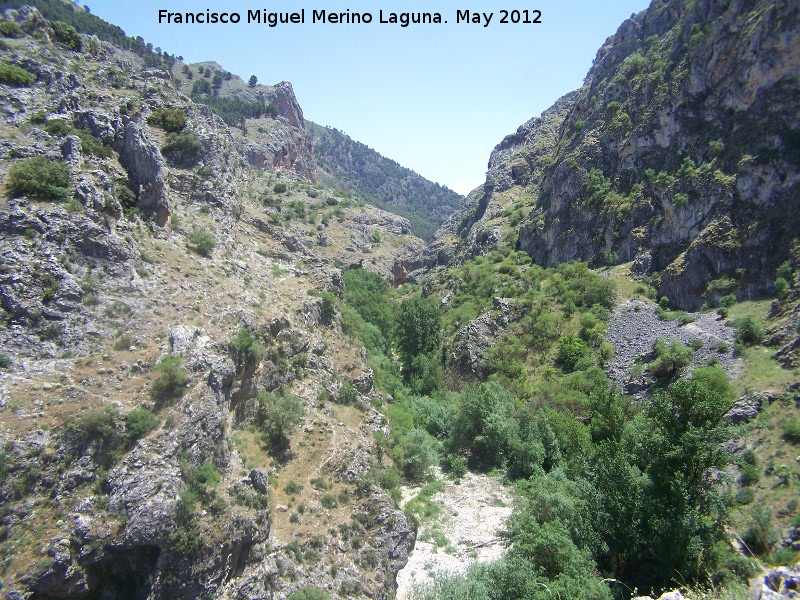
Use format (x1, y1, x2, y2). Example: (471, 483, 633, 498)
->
(157, 9, 543, 27)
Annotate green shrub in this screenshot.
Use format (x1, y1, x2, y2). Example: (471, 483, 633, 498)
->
(708, 139, 725, 157)
(775, 277, 789, 298)
(273, 182, 287, 193)
(0, 353, 10, 369)
(147, 108, 186, 133)
(649, 337, 694, 378)
(320, 493, 338, 509)
(51, 21, 81, 50)
(0, 62, 35, 86)
(736, 316, 764, 346)
(557, 335, 590, 372)
(125, 406, 158, 445)
(782, 419, 800, 444)
(606, 100, 621, 111)
(229, 328, 263, 373)
(672, 192, 689, 207)
(287, 587, 330, 600)
(150, 355, 188, 402)
(188, 228, 215, 257)
(113, 334, 133, 351)
(161, 130, 203, 167)
(777, 261, 793, 281)
(255, 391, 305, 450)
(0, 21, 23, 38)
(735, 487, 755, 505)
(7, 157, 70, 201)
(284, 479, 303, 495)
(739, 463, 761, 487)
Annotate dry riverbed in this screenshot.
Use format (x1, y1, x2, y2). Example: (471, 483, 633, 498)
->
(396, 470, 514, 599)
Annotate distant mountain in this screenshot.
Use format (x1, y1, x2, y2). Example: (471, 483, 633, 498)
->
(308, 122, 463, 241)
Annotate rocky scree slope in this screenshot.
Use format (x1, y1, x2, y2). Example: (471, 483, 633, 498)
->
(0, 8, 417, 599)
(425, 0, 800, 312)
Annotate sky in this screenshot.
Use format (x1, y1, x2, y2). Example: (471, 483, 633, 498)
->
(86, 0, 652, 195)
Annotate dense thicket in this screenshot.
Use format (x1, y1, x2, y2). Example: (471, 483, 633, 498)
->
(336, 253, 745, 597)
(308, 122, 463, 241)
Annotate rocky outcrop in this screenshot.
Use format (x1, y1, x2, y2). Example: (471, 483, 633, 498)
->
(439, 0, 800, 310)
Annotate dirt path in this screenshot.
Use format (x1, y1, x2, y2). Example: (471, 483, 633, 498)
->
(395, 470, 514, 599)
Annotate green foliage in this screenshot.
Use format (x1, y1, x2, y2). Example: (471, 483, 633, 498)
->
(287, 588, 330, 600)
(147, 108, 186, 132)
(248, 74, 257, 87)
(230, 328, 264, 374)
(672, 192, 689, 207)
(273, 183, 287, 193)
(782, 418, 800, 444)
(0, 62, 35, 85)
(191, 94, 274, 126)
(0, 20, 23, 37)
(161, 130, 203, 167)
(170, 498, 204, 555)
(606, 100, 621, 111)
(717, 293, 736, 318)
(735, 487, 755, 505)
(735, 316, 764, 346)
(254, 391, 305, 450)
(649, 337, 694, 378)
(308, 122, 462, 241)
(0, 353, 10, 369)
(774, 277, 789, 298)
(581, 168, 611, 205)
(124, 406, 158, 446)
(396, 297, 440, 381)
(187, 228, 215, 257)
(776, 261, 793, 281)
(343, 269, 393, 341)
(451, 382, 518, 469)
(708, 139, 725, 157)
(393, 427, 439, 480)
(150, 354, 188, 402)
(556, 334, 590, 372)
(676, 156, 697, 178)
(50, 20, 81, 50)
(7, 157, 70, 201)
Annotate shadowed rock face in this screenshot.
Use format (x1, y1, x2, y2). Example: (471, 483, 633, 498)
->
(435, 0, 800, 310)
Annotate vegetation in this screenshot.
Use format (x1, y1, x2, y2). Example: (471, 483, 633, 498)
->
(308, 122, 462, 241)
(150, 355, 188, 402)
(147, 108, 187, 132)
(254, 391, 305, 450)
(187, 228, 215, 257)
(50, 20, 81, 50)
(191, 94, 276, 126)
(0, 62, 35, 86)
(161, 130, 203, 167)
(7, 157, 70, 201)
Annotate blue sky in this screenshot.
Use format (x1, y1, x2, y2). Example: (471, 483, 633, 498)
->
(87, 0, 652, 194)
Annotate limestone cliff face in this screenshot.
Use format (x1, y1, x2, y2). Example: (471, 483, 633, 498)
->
(440, 0, 800, 309)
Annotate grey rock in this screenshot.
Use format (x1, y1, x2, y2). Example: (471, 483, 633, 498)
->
(250, 469, 269, 496)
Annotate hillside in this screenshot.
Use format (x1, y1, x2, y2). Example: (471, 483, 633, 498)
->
(2, 1, 800, 599)
(308, 122, 463, 242)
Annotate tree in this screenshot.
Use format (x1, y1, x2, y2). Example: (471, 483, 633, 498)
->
(255, 391, 305, 450)
(187, 228, 215, 257)
(7, 157, 70, 201)
(248, 74, 258, 87)
(649, 337, 694, 378)
(395, 297, 440, 378)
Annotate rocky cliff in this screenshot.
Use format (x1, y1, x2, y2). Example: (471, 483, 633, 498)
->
(0, 7, 416, 599)
(428, 0, 800, 311)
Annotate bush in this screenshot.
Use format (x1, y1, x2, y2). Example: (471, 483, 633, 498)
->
(736, 316, 764, 346)
(782, 419, 800, 444)
(0, 353, 10, 369)
(273, 182, 287, 193)
(230, 328, 263, 373)
(7, 157, 70, 201)
(188, 228, 215, 257)
(0, 62, 35, 86)
(0, 21, 23, 38)
(51, 21, 81, 50)
(739, 463, 761, 487)
(255, 391, 305, 450)
(147, 108, 186, 133)
(287, 588, 330, 600)
(151, 355, 188, 402)
(125, 406, 158, 445)
(161, 130, 203, 167)
(775, 277, 789, 298)
(113, 334, 133, 351)
(320, 493, 338, 509)
(735, 487, 755, 505)
(649, 337, 694, 378)
(557, 335, 590, 372)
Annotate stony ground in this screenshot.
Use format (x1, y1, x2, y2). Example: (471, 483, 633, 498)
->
(395, 471, 514, 599)
(604, 300, 739, 399)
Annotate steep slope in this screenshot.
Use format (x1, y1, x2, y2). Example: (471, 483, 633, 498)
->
(428, 0, 800, 312)
(308, 122, 463, 242)
(0, 7, 419, 599)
